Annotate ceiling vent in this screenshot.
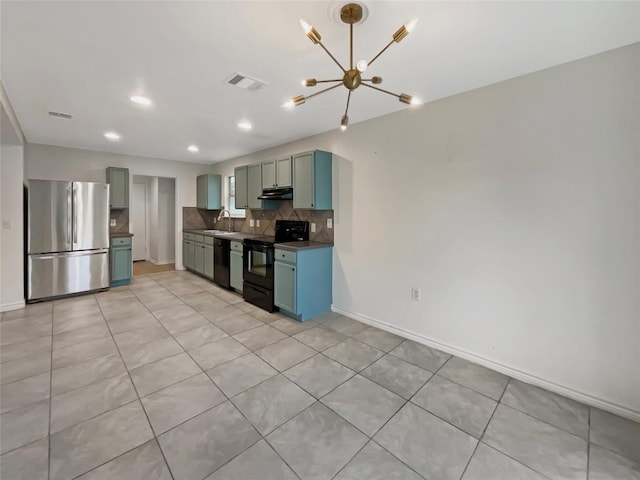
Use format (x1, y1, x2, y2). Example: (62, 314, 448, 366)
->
(225, 72, 268, 91)
(48, 111, 73, 119)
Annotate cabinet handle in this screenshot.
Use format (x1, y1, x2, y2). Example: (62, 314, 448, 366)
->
(311, 204, 314, 207)
(292, 267, 295, 271)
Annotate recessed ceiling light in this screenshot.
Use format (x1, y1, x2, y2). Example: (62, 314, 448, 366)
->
(188, 145, 199, 152)
(130, 95, 152, 106)
(238, 121, 252, 130)
(104, 131, 121, 141)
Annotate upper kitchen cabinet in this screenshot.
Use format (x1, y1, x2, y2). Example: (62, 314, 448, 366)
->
(196, 174, 222, 210)
(106, 167, 129, 209)
(293, 150, 332, 209)
(234, 165, 248, 209)
(234, 164, 277, 210)
(247, 164, 263, 209)
(262, 156, 292, 189)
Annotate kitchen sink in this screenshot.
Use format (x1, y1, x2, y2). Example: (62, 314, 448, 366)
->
(202, 230, 235, 235)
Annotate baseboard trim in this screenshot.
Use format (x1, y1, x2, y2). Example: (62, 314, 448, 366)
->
(332, 304, 640, 423)
(1, 300, 26, 312)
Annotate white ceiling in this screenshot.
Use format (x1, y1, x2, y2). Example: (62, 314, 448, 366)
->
(1, 1, 638, 164)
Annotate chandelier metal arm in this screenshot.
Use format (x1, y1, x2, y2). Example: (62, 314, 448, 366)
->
(316, 79, 342, 84)
(305, 83, 343, 101)
(350, 23, 354, 70)
(361, 82, 401, 99)
(367, 39, 395, 68)
(317, 42, 347, 73)
(344, 90, 352, 117)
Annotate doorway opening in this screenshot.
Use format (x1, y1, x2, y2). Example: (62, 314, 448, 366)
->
(131, 175, 176, 276)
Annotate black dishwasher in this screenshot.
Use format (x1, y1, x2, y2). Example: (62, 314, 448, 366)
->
(213, 238, 230, 288)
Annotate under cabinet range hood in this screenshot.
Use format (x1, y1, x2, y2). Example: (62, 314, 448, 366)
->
(257, 187, 293, 200)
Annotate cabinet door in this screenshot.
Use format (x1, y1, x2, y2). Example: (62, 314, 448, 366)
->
(247, 164, 263, 209)
(107, 167, 129, 208)
(276, 157, 292, 187)
(235, 166, 248, 209)
(230, 251, 243, 292)
(111, 247, 131, 282)
(184, 240, 195, 270)
(195, 244, 205, 274)
(293, 152, 315, 209)
(274, 261, 296, 313)
(204, 245, 214, 279)
(262, 161, 276, 189)
(196, 175, 207, 209)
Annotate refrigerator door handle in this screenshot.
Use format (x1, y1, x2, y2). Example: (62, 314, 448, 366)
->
(72, 185, 78, 245)
(68, 186, 73, 246)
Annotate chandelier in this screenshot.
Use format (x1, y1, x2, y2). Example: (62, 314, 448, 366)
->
(284, 3, 420, 131)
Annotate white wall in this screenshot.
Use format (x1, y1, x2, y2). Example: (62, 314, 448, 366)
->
(0, 144, 25, 311)
(157, 177, 175, 264)
(211, 44, 640, 419)
(1, 82, 26, 312)
(25, 144, 213, 268)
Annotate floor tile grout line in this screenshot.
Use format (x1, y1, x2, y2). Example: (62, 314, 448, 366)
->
(471, 378, 557, 480)
(47, 300, 56, 480)
(96, 288, 177, 480)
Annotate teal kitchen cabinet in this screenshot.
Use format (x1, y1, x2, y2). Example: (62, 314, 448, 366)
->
(247, 164, 263, 209)
(292, 150, 332, 209)
(262, 156, 292, 189)
(110, 236, 132, 286)
(234, 163, 277, 210)
(234, 166, 248, 209)
(203, 243, 214, 280)
(183, 233, 214, 280)
(183, 233, 196, 270)
(106, 167, 129, 209)
(230, 240, 243, 292)
(196, 174, 222, 210)
(274, 245, 332, 321)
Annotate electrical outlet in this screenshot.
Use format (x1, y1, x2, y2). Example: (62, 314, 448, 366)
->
(411, 287, 421, 301)
(2, 219, 11, 229)
(256, 219, 260, 228)
(110, 219, 116, 227)
(327, 218, 333, 229)
(249, 219, 255, 227)
(310, 222, 316, 233)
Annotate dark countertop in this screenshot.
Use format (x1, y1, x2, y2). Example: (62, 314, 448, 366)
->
(275, 241, 333, 251)
(109, 232, 134, 237)
(182, 229, 262, 241)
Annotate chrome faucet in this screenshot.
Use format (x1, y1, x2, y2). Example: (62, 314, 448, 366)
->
(217, 209, 233, 232)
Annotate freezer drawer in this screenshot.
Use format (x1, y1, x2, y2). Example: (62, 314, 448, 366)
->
(28, 250, 109, 301)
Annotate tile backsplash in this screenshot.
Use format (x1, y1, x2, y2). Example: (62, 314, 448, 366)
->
(110, 208, 129, 234)
(183, 202, 334, 243)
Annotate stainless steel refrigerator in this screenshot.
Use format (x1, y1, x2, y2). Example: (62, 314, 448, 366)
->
(27, 179, 110, 301)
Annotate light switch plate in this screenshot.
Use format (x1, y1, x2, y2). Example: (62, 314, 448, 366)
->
(110, 219, 117, 227)
(310, 223, 316, 233)
(327, 218, 333, 229)
(250, 219, 255, 227)
(2, 219, 11, 229)
(256, 220, 260, 227)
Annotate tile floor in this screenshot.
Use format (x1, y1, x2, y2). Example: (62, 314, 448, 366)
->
(1, 270, 639, 480)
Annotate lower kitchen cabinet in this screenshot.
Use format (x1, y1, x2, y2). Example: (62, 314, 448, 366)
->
(110, 236, 132, 286)
(230, 241, 243, 292)
(274, 246, 332, 321)
(183, 233, 214, 280)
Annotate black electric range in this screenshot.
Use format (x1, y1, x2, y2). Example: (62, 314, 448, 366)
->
(242, 220, 309, 312)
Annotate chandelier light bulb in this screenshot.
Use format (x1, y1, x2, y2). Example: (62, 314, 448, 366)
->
(356, 60, 368, 72)
(405, 19, 419, 33)
(282, 99, 295, 109)
(410, 97, 422, 106)
(299, 19, 312, 34)
(340, 114, 349, 131)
